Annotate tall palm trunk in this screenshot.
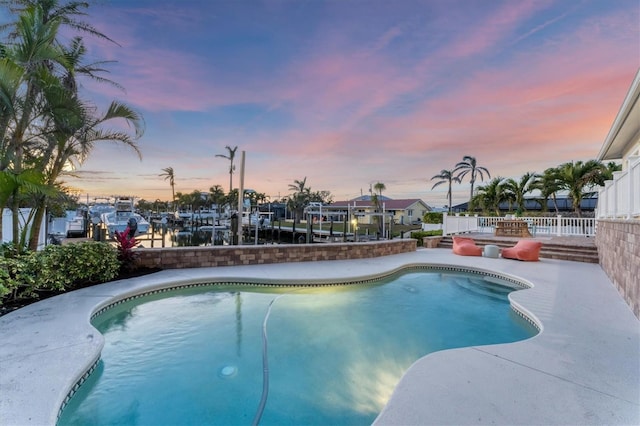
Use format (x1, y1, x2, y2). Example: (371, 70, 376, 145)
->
(27, 196, 46, 251)
(551, 193, 559, 214)
(9, 84, 34, 249)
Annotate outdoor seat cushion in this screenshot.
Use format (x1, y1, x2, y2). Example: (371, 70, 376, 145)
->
(501, 240, 543, 261)
(452, 236, 482, 256)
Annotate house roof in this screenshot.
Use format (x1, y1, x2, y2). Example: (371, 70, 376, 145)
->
(330, 198, 431, 210)
(350, 195, 392, 202)
(452, 195, 598, 212)
(598, 68, 640, 161)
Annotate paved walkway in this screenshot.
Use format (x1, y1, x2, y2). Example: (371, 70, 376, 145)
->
(0, 249, 637, 425)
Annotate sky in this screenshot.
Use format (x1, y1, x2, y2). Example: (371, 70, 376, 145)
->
(45, 0, 640, 207)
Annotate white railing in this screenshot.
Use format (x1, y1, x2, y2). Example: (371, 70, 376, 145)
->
(597, 155, 640, 219)
(1, 208, 48, 249)
(421, 223, 443, 231)
(443, 213, 597, 237)
(442, 213, 478, 235)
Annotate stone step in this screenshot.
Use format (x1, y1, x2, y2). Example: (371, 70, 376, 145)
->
(437, 236, 599, 263)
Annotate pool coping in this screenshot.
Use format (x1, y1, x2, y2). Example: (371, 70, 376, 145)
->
(0, 249, 638, 425)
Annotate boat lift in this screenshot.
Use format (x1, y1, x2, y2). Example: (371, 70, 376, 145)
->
(303, 202, 395, 242)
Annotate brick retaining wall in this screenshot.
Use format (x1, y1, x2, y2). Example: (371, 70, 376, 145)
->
(136, 239, 417, 269)
(595, 220, 640, 319)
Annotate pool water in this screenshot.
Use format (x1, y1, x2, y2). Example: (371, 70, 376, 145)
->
(58, 271, 537, 425)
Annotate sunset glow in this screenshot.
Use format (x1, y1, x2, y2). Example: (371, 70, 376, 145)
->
(61, 0, 639, 207)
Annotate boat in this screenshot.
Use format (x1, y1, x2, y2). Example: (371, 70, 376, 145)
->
(89, 197, 115, 221)
(176, 208, 220, 223)
(102, 197, 150, 238)
(242, 212, 271, 228)
(48, 209, 87, 239)
(64, 209, 87, 237)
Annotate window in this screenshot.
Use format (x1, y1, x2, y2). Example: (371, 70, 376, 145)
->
(407, 209, 413, 217)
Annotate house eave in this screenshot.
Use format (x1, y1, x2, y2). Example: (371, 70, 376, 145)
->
(598, 69, 640, 161)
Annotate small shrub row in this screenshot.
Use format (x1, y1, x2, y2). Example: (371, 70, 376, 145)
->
(410, 230, 443, 246)
(0, 241, 120, 306)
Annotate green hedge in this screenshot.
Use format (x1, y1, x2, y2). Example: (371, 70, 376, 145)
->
(0, 253, 39, 301)
(37, 242, 120, 290)
(410, 230, 443, 246)
(0, 241, 120, 306)
(422, 212, 443, 224)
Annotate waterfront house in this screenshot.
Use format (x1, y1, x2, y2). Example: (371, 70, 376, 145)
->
(594, 67, 640, 318)
(331, 197, 432, 225)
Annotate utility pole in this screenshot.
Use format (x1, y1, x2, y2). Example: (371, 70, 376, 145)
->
(236, 151, 246, 245)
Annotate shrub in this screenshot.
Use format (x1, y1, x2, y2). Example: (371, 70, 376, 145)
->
(422, 212, 443, 224)
(410, 230, 443, 246)
(36, 242, 120, 291)
(114, 227, 139, 273)
(1, 242, 120, 307)
(0, 252, 40, 302)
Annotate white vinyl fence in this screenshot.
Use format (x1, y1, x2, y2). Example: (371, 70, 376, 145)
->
(442, 213, 597, 237)
(597, 155, 640, 219)
(2, 208, 47, 249)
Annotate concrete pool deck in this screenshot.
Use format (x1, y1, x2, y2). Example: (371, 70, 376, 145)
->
(0, 248, 638, 425)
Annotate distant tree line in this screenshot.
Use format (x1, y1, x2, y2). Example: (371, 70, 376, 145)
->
(431, 155, 620, 217)
(152, 160, 333, 222)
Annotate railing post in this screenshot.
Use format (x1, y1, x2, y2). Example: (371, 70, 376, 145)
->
(556, 215, 562, 236)
(442, 212, 448, 236)
(628, 156, 639, 219)
(613, 170, 625, 218)
(598, 184, 607, 218)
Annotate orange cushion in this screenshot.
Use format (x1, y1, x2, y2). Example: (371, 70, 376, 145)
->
(502, 240, 542, 261)
(452, 236, 482, 256)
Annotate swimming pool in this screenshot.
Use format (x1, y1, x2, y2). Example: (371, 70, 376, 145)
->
(57, 269, 536, 425)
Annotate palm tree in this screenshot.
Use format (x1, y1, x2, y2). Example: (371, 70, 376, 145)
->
(215, 145, 238, 193)
(209, 184, 225, 218)
(602, 161, 622, 181)
(288, 177, 309, 223)
(454, 156, 491, 212)
(0, 0, 118, 45)
(0, 5, 68, 246)
(27, 99, 143, 250)
(1, 2, 144, 250)
(174, 191, 183, 210)
(475, 177, 506, 216)
(499, 172, 540, 214)
(371, 182, 386, 235)
(189, 190, 205, 212)
(160, 167, 176, 208)
(373, 182, 386, 198)
(534, 167, 562, 213)
(225, 189, 239, 212)
(175, 191, 194, 212)
(556, 160, 607, 217)
(430, 170, 461, 213)
(0, 167, 54, 246)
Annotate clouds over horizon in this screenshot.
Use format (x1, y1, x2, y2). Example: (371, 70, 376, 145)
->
(66, 0, 639, 206)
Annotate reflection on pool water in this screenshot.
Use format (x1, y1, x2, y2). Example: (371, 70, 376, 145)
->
(58, 271, 537, 426)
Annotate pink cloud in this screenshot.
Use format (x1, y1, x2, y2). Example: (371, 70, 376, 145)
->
(443, 0, 553, 59)
(67, 2, 639, 206)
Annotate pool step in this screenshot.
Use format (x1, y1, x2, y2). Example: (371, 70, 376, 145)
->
(436, 236, 599, 263)
(450, 278, 511, 302)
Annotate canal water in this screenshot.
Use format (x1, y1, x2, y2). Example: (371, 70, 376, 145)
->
(135, 224, 304, 248)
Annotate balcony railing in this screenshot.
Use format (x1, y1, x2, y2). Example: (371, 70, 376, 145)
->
(441, 213, 597, 237)
(597, 155, 640, 219)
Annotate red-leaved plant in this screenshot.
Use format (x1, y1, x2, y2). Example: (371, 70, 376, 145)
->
(114, 227, 139, 272)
